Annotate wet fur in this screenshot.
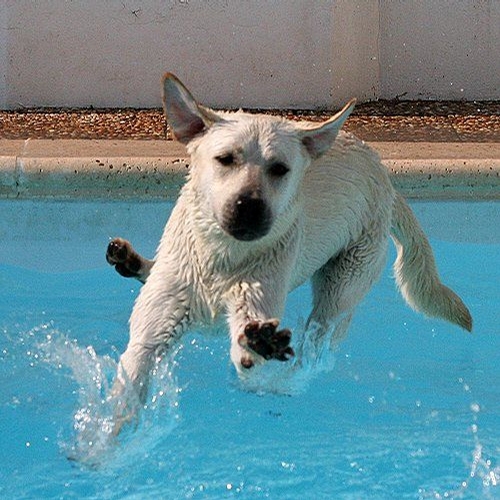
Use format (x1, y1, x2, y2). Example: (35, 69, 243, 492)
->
(108, 73, 472, 422)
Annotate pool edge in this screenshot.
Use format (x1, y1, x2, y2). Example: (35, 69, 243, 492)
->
(1, 139, 499, 200)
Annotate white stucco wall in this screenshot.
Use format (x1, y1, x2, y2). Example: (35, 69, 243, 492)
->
(380, 0, 500, 100)
(0, 1, 498, 109)
(0, 1, 9, 106)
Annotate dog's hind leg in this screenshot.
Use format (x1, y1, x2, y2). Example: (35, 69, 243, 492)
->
(106, 237, 155, 284)
(307, 222, 389, 349)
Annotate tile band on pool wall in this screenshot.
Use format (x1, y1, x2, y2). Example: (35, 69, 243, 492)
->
(386, 159, 500, 199)
(0, 156, 17, 197)
(14, 157, 189, 199)
(0, 140, 499, 200)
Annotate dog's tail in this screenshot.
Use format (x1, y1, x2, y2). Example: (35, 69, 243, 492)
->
(390, 193, 472, 331)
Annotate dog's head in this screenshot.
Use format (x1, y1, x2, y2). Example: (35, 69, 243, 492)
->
(163, 73, 355, 242)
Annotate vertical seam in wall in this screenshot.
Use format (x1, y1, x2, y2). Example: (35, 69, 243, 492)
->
(21, 138, 31, 156)
(377, 0, 382, 100)
(15, 138, 32, 197)
(15, 154, 22, 198)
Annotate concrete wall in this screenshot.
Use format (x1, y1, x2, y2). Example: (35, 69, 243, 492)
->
(0, 1, 499, 110)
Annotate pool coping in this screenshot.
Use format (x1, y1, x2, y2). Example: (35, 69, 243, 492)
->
(0, 138, 499, 200)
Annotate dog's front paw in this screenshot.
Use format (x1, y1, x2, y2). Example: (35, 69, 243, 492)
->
(238, 319, 294, 369)
(106, 237, 143, 279)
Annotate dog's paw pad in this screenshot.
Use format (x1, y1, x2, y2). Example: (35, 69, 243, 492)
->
(106, 238, 142, 278)
(106, 238, 131, 264)
(240, 319, 294, 363)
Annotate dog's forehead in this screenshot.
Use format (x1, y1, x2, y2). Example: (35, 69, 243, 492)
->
(210, 113, 301, 159)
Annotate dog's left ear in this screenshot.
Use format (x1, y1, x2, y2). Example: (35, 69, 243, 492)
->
(299, 99, 356, 158)
(162, 73, 221, 144)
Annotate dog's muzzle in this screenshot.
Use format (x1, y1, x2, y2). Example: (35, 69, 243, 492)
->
(222, 192, 272, 241)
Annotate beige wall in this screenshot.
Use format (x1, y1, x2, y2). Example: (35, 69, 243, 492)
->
(0, 1, 499, 110)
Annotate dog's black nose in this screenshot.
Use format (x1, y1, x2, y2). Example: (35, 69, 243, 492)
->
(224, 192, 272, 241)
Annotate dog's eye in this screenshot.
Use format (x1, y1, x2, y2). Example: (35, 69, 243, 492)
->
(216, 153, 235, 167)
(268, 161, 290, 177)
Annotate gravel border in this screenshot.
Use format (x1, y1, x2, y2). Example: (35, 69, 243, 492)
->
(1, 100, 500, 142)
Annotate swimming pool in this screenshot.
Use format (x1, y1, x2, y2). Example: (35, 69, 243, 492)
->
(0, 199, 498, 499)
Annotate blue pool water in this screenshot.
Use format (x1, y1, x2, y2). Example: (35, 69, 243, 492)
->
(0, 200, 499, 499)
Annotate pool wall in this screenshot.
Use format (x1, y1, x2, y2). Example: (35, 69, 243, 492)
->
(0, 139, 499, 200)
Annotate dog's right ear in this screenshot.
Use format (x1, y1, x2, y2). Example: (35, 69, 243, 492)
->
(162, 73, 220, 144)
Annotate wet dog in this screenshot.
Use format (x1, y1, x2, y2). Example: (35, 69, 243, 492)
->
(107, 73, 472, 418)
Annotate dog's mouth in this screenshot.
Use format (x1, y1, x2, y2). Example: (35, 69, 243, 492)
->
(222, 196, 272, 242)
(226, 223, 271, 241)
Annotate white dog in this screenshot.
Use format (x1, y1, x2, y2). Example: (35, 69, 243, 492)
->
(107, 73, 472, 415)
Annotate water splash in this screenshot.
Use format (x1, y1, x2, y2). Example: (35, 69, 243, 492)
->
(238, 319, 338, 395)
(462, 401, 499, 498)
(419, 380, 499, 499)
(31, 324, 181, 468)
